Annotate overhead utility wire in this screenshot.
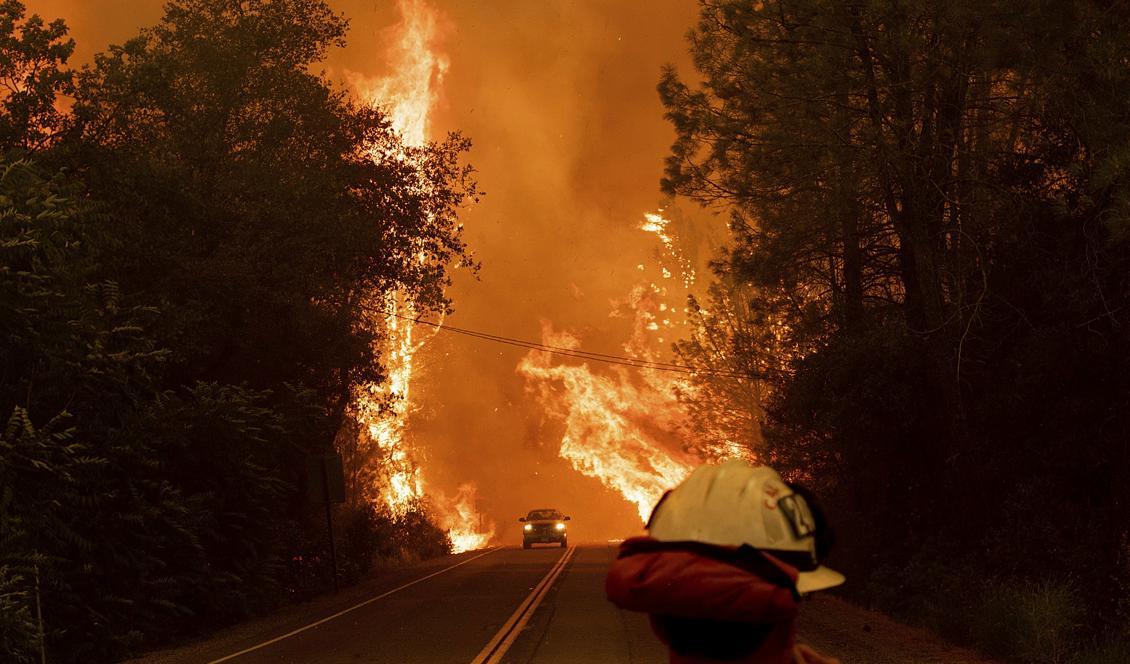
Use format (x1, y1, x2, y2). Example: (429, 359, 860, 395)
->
(383, 311, 758, 380)
(425, 321, 694, 372)
(407, 315, 693, 369)
(386, 311, 693, 371)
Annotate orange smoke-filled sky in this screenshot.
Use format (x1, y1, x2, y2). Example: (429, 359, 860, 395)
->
(34, 0, 723, 542)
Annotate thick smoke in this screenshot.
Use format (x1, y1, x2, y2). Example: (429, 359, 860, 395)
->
(43, 0, 721, 543)
(388, 1, 717, 543)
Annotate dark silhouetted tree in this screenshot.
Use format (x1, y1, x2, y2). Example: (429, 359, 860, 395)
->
(0, 0, 477, 660)
(665, 0, 1130, 645)
(0, 0, 73, 152)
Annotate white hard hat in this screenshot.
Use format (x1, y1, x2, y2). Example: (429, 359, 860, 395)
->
(647, 460, 845, 594)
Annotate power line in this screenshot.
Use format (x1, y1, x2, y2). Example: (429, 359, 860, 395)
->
(382, 311, 757, 380)
(386, 311, 694, 372)
(407, 315, 693, 369)
(424, 321, 696, 373)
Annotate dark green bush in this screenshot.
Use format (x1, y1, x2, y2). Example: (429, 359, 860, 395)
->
(1071, 640, 1130, 664)
(970, 580, 1082, 664)
(379, 504, 453, 564)
(0, 565, 39, 663)
(281, 501, 452, 601)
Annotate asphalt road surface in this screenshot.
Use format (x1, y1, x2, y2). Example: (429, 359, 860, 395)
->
(184, 545, 663, 664)
(136, 544, 997, 664)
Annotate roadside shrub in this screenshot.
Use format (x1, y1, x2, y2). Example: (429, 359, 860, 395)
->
(337, 504, 381, 585)
(863, 553, 974, 641)
(280, 501, 451, 600)
(0, 566, 38, 664)
(972, 579, 1082, 664)
(372, 503, 452, 565)
(332, 500, 453, 576)
(1066, 636, 1130, 664)
(1070, 640, 1130, 664)
(280, 520, 334, 602)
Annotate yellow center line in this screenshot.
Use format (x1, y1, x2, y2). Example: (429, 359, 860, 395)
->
(471, 545, 577, 664)
(208, 547, 501, 663)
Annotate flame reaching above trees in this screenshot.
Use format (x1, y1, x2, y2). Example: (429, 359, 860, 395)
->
(350, 0, 492, 552)
(347, 4, 743, 542)
(351, 0, 448, 145)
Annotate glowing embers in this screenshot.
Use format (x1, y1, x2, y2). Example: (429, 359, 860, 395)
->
(516, 209, 745, 523)
(641, 211, 695, 290)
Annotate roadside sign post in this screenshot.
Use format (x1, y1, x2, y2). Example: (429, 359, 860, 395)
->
(321, 460, 338, 593)
(307, 455, 346, 593)
(34, 561, 45, 664)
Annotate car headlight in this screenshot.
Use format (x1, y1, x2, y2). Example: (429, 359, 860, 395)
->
(523, 524, 532, 531)
(555, 522, 566, 531)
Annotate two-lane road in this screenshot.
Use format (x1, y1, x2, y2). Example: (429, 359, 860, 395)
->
(138, 545, 997, 663)
(203, 545, 665, 664)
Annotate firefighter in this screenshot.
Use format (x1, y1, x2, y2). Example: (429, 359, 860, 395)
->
(606, 460, 843, 664)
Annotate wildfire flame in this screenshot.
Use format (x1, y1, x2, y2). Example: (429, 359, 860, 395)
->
(517, 209, 755, 523)
(352, 0, 448, 145)
(442, 484, 493, 552)
(357, 294, 426, 514)
(350, 0, 493, 552)
(518, 309, 695, 522)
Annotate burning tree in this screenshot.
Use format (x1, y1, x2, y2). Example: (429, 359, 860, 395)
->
(660, 0, 1130, 653)
(0, 0, 479, 658)
(516, 209, 750, 523)
(342, 0, 494, 552)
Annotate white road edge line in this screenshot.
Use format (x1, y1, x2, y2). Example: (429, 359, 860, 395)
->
(471, 545, 576, 664)
(208, 547, 501, 663)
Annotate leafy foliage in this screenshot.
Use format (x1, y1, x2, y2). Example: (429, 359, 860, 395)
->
(67, 0, 476, 418)
(0, 0, 475, 660)
(0, 0, 74, 152)
(0, 564, 38, 663)
(0, 407, 89, 663)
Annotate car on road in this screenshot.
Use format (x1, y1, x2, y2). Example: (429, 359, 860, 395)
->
(519, 508, 570, 548)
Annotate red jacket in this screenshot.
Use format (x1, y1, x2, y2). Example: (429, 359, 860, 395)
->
(605, 537, 800, 664)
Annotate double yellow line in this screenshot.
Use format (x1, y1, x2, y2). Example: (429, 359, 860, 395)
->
(470, 546, 577, 664)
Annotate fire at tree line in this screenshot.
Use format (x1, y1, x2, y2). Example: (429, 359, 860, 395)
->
(1, 0, 1129, 662)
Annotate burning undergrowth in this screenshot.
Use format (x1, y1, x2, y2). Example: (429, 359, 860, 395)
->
(517, 212, 712, 523)
(517, 326, 693, 522)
